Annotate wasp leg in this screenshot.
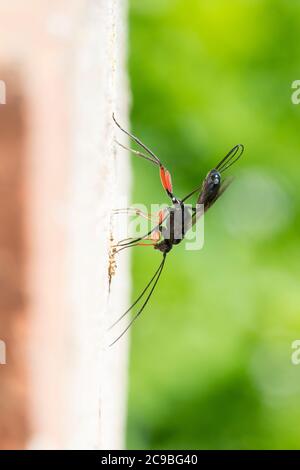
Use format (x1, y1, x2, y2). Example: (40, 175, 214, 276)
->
(113, 207, 160, 222)
(114, 230, 161, 253)
(112, 208, 166, 248)
(113, 115, 176, 202)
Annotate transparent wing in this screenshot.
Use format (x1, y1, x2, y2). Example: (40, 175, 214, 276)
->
(190, 176, 234, 230)
(203, 176, 234, 212)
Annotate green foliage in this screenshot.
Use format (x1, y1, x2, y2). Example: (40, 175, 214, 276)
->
(126, 0, 300, 449)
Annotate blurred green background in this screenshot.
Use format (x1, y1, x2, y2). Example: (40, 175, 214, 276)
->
(126, 0, 300, 449)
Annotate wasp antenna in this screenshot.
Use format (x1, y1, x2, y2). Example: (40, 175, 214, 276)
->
(216, 144, 244, 173)
(109, 254, 167, 346)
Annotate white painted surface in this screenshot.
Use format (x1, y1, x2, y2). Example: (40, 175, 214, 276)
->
(66, 0, 130, 450)
(0, 0, 130, 449)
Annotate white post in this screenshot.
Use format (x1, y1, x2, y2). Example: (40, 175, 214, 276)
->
(0, 0, 130, 450)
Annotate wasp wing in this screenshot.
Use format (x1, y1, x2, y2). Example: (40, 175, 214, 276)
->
(203, 176, 234, 212)
(188, 176, 234, 231)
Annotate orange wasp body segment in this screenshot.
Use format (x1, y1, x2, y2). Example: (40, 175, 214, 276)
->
(159, 166, 173, 194)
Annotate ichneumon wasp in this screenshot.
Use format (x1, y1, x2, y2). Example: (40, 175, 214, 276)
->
(110, 114, 244, 346)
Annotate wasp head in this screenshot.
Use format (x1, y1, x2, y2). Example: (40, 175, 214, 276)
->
(198, 169, 221, 207)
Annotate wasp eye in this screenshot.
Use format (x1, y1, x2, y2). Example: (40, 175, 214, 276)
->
(211, 173, 220, 185)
